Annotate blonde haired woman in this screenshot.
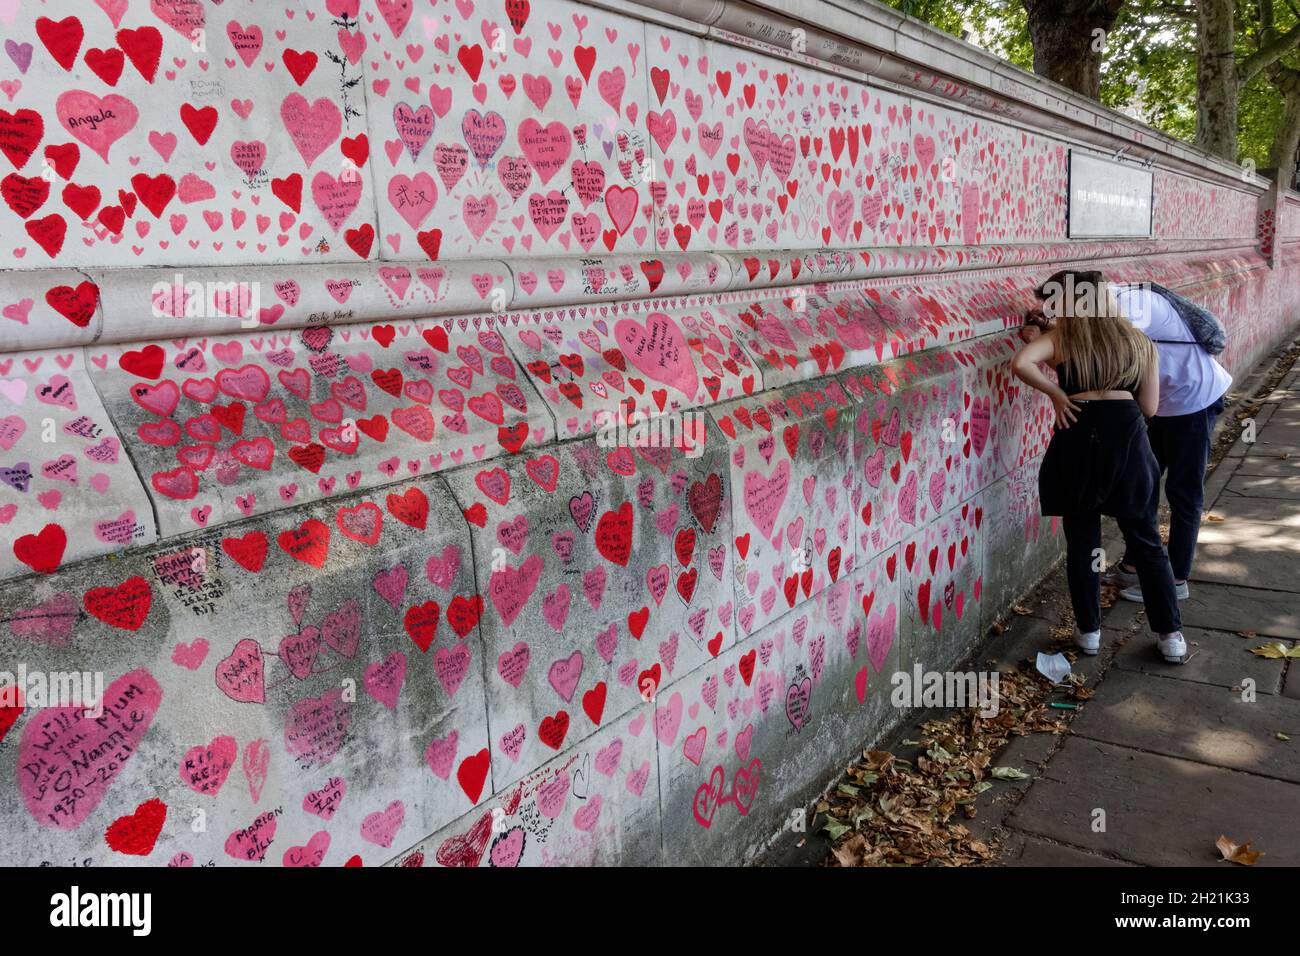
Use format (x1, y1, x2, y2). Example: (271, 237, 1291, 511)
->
(1013, 270, 1186, 664)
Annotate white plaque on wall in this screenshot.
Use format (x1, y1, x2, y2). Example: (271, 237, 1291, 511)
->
(1067, 151, 1154, 238)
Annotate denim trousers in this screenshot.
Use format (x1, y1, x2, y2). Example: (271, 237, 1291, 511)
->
(1121, 396, 1224, 580)
(1065, 510, 1181, 634)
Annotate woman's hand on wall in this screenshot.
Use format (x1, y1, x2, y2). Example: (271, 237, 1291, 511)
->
(1018, 308, 1054, 344)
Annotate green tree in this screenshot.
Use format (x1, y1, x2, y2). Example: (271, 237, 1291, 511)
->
(886, 0, 1299, 173)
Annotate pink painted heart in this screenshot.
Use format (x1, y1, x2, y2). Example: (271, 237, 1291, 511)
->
(179, 735, 237, 797)
(614, 312, 698, 399)
(547, 650, 583, 703)
(488, 555, 542, 627)
(360, 799, 405, 848)
(364, 651, 407, 709)
(56, 90, 139, 162)
(19, 669, 162, 829)
(743, 459, 791, 541)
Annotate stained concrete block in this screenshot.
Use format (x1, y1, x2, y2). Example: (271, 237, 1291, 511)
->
(363, 0, 656, 261)
(91, 319, 553, 535)
(0, 2, 377, 269)
(898, 496, 987, 676)
(716, 287, 908, 387)
(502, 304, 760, 439)
(657, 551, 901, 865)
(0, 0, 1295, 873)
(709, 376, 857, 639)
(87, 262, 519, 341)
(1232, 455, 1300, 477)
(1000, 835, 1133, 866)
(1, 348, 158, 580)
(1224, 474, 1300, 499)
(0, 270, 102, 351)
(979, 455, 1064, 635)
(441, 425, 735, 791)
(840, 370, 910, 560)
(0, 474, 489, 866)
(496, 253, 735, 309)
(958, 335, 1055, 496)
(384, 704, 661, 867)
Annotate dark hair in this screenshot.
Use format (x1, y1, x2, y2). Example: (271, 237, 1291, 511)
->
(1035, 269, 1105, 300)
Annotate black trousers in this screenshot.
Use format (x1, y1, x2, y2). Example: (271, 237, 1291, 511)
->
(1121, 396, 1224, 580)
(1064, 510, 1181, 635)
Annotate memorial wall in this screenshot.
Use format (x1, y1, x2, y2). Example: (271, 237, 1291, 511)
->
(0, 0, 1296, 866)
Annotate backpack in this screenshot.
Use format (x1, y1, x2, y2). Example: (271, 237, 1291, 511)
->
(1146, 282, 1228, 355)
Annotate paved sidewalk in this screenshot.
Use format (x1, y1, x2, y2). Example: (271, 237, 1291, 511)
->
(977, 354, 1300, 867)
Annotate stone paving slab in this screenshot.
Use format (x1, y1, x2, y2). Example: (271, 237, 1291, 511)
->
(1240, 427, 1300, 455)
(1199, 495, 1298, 525)
(1225, 404, 1281, 458)
(1223, 475, 1300, 499)
(1193, 520, 1300, 592)
(1255, 378, 1298, 401)
(1173, 582, 1300, 640)
(1007, 738, 1300, 866)
(1067, 669, 1300, 783)
(1253, 401, 1300, 421)
(977, 611, 1113, 685)
(997, 833, 1132, 866)
(978, 614, 1064, 669)
(963, 731, 1064, 846)
(1191, 543, 1299, 591)
(1231, 455, 1298, 477)
(1113, 626, 1285, 694)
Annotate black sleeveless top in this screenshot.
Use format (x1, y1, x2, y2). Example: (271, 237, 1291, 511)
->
(1055, 362, 1141, 397)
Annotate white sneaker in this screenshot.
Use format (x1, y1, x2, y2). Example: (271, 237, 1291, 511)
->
(1120, 581, 1190, 603)
(1156, 632, 1188, 664)
(1075, 630, 1101, 655)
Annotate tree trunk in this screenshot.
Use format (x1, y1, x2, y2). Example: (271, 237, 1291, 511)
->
(1268, 69, 1300, 186)
(1195, 0, 1238, 161)
(1021, 0, 1125, 99)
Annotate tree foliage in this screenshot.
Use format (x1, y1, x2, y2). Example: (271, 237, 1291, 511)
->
(885, 0, 1298, 169)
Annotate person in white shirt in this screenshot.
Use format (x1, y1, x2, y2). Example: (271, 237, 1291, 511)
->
(1108, 281, 1232, 601)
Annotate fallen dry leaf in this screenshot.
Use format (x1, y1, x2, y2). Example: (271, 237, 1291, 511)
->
(831, 832, 866, 866)
(1250, 641, 1300, 659)
(823, 664, 1068, 867)
(1204, 514, 1225, 522)
(991, 766, 1031, 781)
(1215, 835, 1262, 865)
